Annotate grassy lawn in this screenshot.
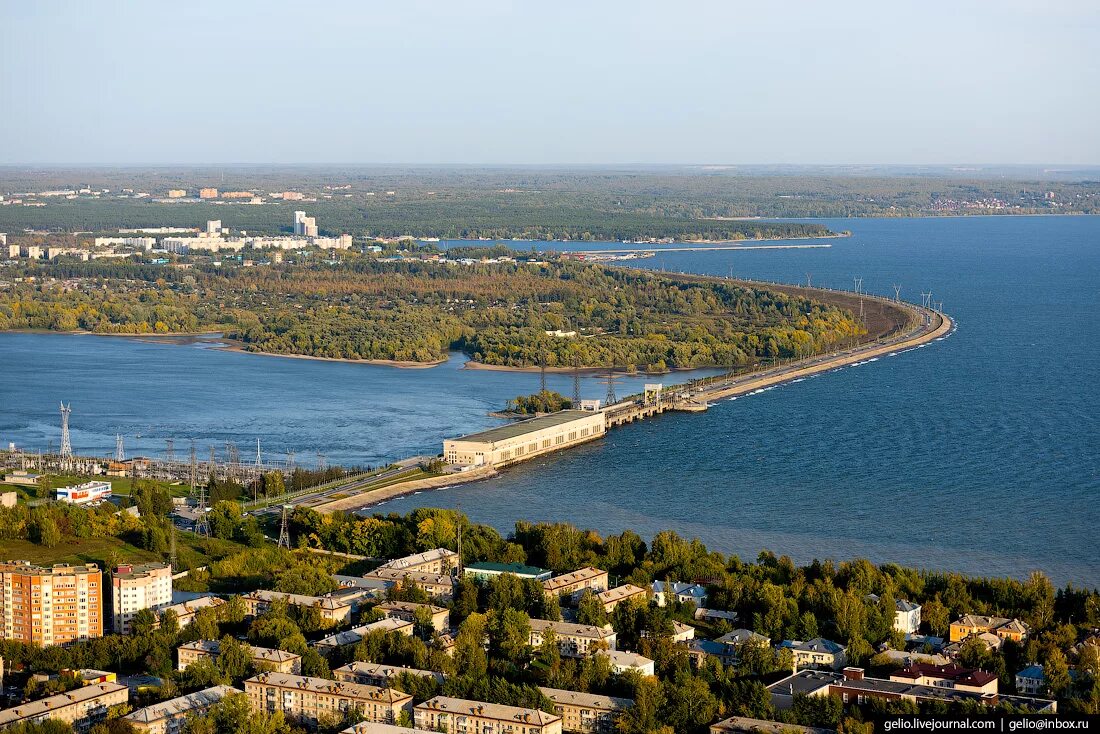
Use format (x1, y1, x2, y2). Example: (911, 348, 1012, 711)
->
(0, 531, 249, 571)
(0, 475, 192, 500)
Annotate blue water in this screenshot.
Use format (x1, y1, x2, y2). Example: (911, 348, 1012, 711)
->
(1, 216, 1097, 585)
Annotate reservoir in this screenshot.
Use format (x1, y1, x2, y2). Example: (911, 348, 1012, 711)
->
(1, 215, 1097, 585)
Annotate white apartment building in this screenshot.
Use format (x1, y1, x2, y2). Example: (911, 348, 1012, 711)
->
(112, 562, 173, 634)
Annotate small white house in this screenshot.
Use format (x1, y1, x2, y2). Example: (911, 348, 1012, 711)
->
(652, 580, 708, 608)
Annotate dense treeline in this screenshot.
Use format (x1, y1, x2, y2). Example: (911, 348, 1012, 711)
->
(0, 255, 864, 368)
(1, 169, 1096, 241)
(507, 390, 572, 414)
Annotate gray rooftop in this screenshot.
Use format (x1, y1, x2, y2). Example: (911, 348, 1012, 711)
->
(449, 410, 595, 445)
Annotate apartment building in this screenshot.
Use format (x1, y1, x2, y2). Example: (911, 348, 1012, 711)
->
(314, 617, 414, 653)
(158, 595, 224, 629)
(542, 568, 609, 602)
(778, 638, 848, 671)
(538, 687, 632, 733)
(333, 661, 446, 688)
(414, 696, 562, 734)
(598, 650, 655, 677)
(112, 562, 173, 634)
(0, 561, 103, 645)
(0, 682, 128, 732)
(177, 639, 301, 674)
(529, 619, 616, 658)
(242, 589, 354, 625)
(124, 685, 237, 734)
(949, 614, 1031, 644)
(595, 585, 647, 614)
(376, 548, 459, 575)
(376, 601, 450, 633)
(245, 673, 412, 727)
(363, 568, 455, 601)
(340, 724, 437, 734)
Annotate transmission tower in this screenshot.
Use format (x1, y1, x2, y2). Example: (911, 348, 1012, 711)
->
(853, 277, 864, 322)
(189, 440, 198, 498)
(255, 438, 262, 471)
(316, 452, 326, 471)
(115, 434, 125, 462)
(539, 355, 547, 395)
(604, 368, 616, 406)
(892, 284, 901, 302)
(165, 438, 175, 464)
(59, 403, 72, 458)
(277, 505, 292, 549)
(285, 449, 295, 470)
(169, 523, 177, 568)
(571, 358, 581, 407)
(806, 273, 812, 288)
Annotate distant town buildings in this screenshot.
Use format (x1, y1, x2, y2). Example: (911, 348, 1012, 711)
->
(167, 189, 187, 198)
(111, 562, 173, 634)
(54, 480, 112, 505)
(0, 562, 103, 644)
(293, 210, 318, 237)
(198, 188, 218, 199)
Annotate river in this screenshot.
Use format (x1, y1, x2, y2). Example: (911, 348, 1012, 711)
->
(2, 215, 1097, 585)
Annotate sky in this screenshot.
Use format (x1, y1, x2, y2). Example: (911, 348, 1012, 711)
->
(1, 0, 1098, 166)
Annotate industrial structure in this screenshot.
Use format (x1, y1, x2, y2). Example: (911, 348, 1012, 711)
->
(442, 410, 606, 468)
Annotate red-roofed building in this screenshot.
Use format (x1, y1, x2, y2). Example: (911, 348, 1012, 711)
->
(889, 663, 998, 694)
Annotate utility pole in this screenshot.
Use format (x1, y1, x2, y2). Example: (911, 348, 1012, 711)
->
(59, 403, 72, 459)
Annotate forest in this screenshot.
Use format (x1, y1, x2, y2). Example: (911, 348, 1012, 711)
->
(0, 254, 865, 369)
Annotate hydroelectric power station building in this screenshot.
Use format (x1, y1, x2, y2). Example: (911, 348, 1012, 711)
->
(444, 409, 606, 468)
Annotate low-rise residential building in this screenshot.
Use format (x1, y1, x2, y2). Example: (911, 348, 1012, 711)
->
(245, 673, 413, 726)
(651, 580, 709, 608)
(159, 595, 224, 629)
(866, 595, 922, 635)
(333, 661, 446, 688)
(1016, 664, 1046, 695)
(124, 685, 237, 734)
(671, 621, 696, 643)
(767, 668, 1056, 713)
(242, 589, 354, 625)
(376, 601, 450, 633)
(463, 562, 552, 582)
(414, 696, 562, 734)
(711, 716, 833, 734)
(945, 631, 1005, 658)
(949, 614, 1030, 644)
(363, 568, 455, 601)
(779, 638, 848, 671)
(340, 723, 437, 734)
(314, 617, 414, 652)
(376, 548, 459, 576)
(538, 687, 632, 733)
(177, 639, 301, 674)
(598, 649, 655, 677)
(542, 568, 609, 602)
(0, 682, 129, 732)
(529, 619, 616, 657)
(889, 663, 998, 694)
(694, 608, 739, 624)
(683, 639, 738, 668)
(596, 584, 646, 614)
(112, 562, 173, 634)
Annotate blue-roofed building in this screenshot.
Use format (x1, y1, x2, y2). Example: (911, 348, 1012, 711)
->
(652, 580, 709, 608)
(778, 638, 848, 671)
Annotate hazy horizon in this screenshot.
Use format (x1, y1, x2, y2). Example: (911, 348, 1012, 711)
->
(2, 0, 1098, 166)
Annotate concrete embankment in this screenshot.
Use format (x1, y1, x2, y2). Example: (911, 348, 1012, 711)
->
(311, 464, 498, 514)
(695, 310, 952, 403)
